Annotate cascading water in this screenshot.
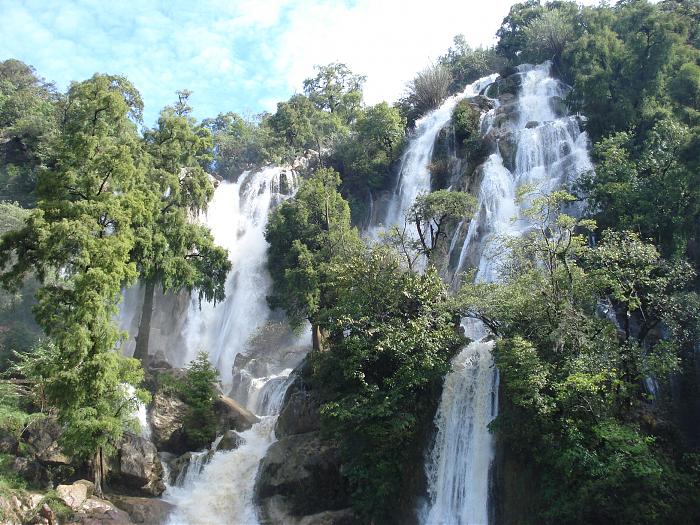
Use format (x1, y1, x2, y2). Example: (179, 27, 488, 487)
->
(379, 74, 498, 232)
(165, 417, 278, 525)
(160, 166, 310, 525)
(179, 167, 298, 392)
(423, 62, 593, 524)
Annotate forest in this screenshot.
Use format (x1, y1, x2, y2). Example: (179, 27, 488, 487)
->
(0, 0, 699, 524)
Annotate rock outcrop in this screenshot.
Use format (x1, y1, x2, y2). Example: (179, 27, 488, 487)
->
(214, 395, 258, 432)
(109, 432, 165, 497)
(148, 390, 189, 454)
(110, 496, 174, 525)
(255, 365, 355, 524)
(22, 417, 71, 466)
(255, 433, 349, 518)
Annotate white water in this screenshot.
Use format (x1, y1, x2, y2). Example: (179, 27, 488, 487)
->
(380, 74, 498, 232)
(180, 167, 298, 391)
(161, 166, 308, 525)
(424, 63, 593, 524)
(165, 417, 277, 525)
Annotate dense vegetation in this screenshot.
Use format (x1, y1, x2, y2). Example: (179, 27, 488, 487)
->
(0, 0, 698, 523)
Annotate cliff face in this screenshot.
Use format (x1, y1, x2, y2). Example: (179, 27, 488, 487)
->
(254, 361, 354, 525)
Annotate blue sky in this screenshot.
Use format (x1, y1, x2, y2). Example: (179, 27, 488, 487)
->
(1, 0, 597, 126)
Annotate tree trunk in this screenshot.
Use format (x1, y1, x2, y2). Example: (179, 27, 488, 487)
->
(312, 324, 327, 352)
(134, 279, 156, 368)
(94, 447, 104, 497)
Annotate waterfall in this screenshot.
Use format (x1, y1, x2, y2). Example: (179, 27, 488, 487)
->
(378, 74, 498, 232)
(159, 165, 310, 525)
(423, 62, 593, 524)
(165, 417, 278, 525)
(179, 167, 299, 392)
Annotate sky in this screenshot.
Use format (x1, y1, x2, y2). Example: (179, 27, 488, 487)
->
(1, 0, 596, 125)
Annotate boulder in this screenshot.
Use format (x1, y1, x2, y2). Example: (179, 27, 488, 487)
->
(148, 390, 188, 454)
(0, 491, 47, 525)
(109, 433, 165, 497)
(22, 417, 71, 465)
(166, 451, 209, 486)
(110, 496, 174, 525)
(297, 509, 356, 525)
(214, 395, 259, 433)
(11, 456, 48, 487)
(57, 481, 91, 510)
(276, 390, 321, 437)
(255, 432, 349, 519)
(215, 430, 243, 452)
(67, 497, 134, 524)
(0, 429, 18, 454)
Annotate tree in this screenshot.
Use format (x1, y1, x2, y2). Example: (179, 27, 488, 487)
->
(0, 59, 59, 205)
(331, 102, 405, 215)
(439, 35, 505, 94)
(404, 64, 452, 117)
(131, 92, 230, 366)
(579, 119, 697, 259)
(0, 74, 150, 494)
(312, 245, 464, 522)
(265, 168, 361, 350)
(496, 0, 546, 62)
(456, 192, 700, 524)
(201, 111, 275, 179)
(169, 351, 219, 450)
(523, 9, 575, 64)
(303, 63, 366, 124)
(409, 190, 476, 261)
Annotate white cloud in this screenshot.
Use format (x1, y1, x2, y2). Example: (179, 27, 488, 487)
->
(0, 0, 602, 123)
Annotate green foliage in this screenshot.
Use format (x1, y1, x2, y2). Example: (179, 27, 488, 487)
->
(452, 99, 483, 158)
(137, 91, 230, 297)
(409, 190, 476, 261)
(201, 112, 273, 179)
(0, 59, 59, 206)
(312, 246, 464, 523)
(0, 74, 152, 490)
(438, 35, 505, 95)
(331, 102, 405, 220)
(580, 119, 698, 259)
(458, 193, 700, 524)
(523, 8, 576, 63)
(0, 453, 26, 494)
(399, 64, 452, 121)
(0, 203, 41, 368)
(0, 382, 42, 437)
(303, 63, 365, 125)
(178, 352, 219, 450)
(265, 168, 361, 328)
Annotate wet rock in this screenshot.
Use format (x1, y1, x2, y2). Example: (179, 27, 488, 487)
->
(215, 430, 243, 452)
(109, 433, 165, 497)
(166, 451, 207, 486)
(525, 120, 539, 129)
(297, 509, 356, 525)
(148, 391, 188, 454)
(550, 95, 568, 117)
(214, 395, 259, 433)
(468, 95, 495, 112)
(110, 496, 173, 525)
(496, 131, 518, 173)
(255, 432, 349, 519)
(276, 390, 321, 437)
